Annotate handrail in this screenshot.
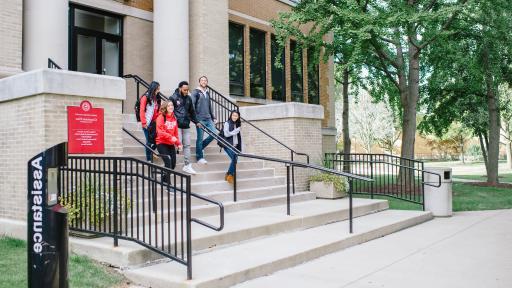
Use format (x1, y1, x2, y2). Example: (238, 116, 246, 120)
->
(48, 58, 62, 69)
(122, 127, 224, 231)
(206, 85, 310, 164)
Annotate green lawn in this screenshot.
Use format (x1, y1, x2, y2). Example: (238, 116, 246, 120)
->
(355, 180, 512, 212)
(0, 237, 125, 288)
(454, 174, 512, 183)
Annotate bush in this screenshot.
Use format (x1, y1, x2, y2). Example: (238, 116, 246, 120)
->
(309, 173, 349, 193)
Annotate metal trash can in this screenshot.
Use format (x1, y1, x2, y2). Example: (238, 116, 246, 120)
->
(424, 167, 452, 217)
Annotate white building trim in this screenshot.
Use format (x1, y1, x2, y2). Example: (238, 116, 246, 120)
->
(70, 0, 153, 21)
(228, 9, 271, 26)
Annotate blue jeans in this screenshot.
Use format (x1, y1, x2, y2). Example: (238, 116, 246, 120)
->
(196, 119, 217, 160)
(142, 128, 153, 162)
(224, 147, 237, 175)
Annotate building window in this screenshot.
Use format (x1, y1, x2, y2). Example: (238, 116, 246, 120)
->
(229, 22, 245, 96)
(307, 49, 320, 105)
(250, 29, 266, 99)
(271, 35, 286, 101)
(69, 5, 123, 76)
(290, 40, 304, 103)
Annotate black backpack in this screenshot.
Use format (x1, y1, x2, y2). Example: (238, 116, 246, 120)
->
(134, 94, 147, 122)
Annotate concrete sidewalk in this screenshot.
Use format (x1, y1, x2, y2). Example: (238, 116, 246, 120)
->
(234, 209, 512, 288)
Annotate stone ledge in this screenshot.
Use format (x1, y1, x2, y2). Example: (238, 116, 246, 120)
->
(0, 69, 126, 103)
(0, 218, 26, 240)
(322, 127, 337, 136)
(240, 102, 324, 121)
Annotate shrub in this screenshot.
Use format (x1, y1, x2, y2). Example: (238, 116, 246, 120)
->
(309, 173, 349, 193)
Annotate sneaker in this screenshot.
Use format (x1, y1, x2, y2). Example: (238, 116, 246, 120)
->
(182, 164, 197, 175)
(197, 158, 208, 165)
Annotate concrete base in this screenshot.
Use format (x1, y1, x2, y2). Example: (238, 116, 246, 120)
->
(0, 218, 26, 240)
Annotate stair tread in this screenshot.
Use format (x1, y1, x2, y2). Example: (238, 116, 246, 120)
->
(124, 209, 432, 287)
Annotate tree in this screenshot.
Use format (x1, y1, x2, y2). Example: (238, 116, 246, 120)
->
(420, 0, 512, 184)
(272, 0, 469, 162)
(349, 91, 395, 153)
(499, 84, 512, 169)
(423, 122, 472, 162)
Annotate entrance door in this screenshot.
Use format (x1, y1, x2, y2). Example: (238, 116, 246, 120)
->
(69, 5, 123, 76)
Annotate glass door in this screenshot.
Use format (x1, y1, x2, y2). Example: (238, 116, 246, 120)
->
(69, 5, 123, 76)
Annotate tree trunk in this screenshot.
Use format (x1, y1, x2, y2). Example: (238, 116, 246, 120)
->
(507, 141, 512, 169)
(478, 132, 489, 175)
(342, 68, 351, 173)
(483, 48, 500, 185)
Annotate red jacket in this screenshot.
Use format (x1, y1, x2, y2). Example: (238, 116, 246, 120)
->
(139, 95, 160, 127)
(156, 112, 181, 146)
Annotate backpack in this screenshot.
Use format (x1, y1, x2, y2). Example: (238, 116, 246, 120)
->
(134, 94, 147, 122)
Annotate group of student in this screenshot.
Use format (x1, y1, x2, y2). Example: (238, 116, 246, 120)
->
(139, 76, 242, 184)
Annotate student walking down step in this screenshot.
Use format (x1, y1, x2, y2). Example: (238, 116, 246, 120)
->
(222, 110, 242, 184)
(191, 76, 217, 165)
(139, 81, 161, 162)
(156, 101, 182, 182)
(170, 81, 201, 175)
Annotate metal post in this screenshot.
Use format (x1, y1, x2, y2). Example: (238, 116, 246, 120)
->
(349, 179, 353, 234)
(421, 162, 425, 211)
(291, 152, 295, 195)
(233, 156, 237, 202)
(286, 164, 291, 216)
(370, 154, 374, 199)
(113, 160, 119, 247)
(186, 176, 193, 280)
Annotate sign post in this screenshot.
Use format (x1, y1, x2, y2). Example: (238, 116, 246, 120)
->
(27, 142, 68, 288)
(67, 100, 104, 154)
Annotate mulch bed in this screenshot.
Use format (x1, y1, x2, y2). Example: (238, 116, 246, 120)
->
(464, 182, 512, 189)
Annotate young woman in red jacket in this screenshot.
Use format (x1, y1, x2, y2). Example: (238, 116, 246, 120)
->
(139, 81, 161, 161)
(156, 101, 182, 182)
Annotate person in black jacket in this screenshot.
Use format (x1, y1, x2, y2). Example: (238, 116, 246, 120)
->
(222, 110, 242, 184)
(170, 81, 201, 174)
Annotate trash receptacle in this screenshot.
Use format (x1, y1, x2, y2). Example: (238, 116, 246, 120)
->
(424, 167, 452, 217)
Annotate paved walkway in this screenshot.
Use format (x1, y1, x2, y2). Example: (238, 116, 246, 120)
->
(234, 209, 512, 288)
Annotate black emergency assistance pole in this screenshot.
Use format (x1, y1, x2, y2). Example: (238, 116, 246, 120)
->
(27, 142, 68, 288)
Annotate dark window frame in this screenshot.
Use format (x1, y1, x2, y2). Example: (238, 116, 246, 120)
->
(228, 21, 245, 96)
(69, 4, 123, 76)
(271, 35, 286, 102)
(290, 40, 304, 103)
(307, 49, 320, 105)
(249, 28, 267, 99)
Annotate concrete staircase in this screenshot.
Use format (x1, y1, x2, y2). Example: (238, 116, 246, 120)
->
(70, 114, 433, 288)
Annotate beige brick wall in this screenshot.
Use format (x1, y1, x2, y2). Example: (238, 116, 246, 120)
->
(123, 16, 153, 112)
(113, 0, 153, 12)
(189, 0, 229, 96)
(242, 117, 323, 191)
(0, 94, 123, 221)
(0, 0, 23, 78)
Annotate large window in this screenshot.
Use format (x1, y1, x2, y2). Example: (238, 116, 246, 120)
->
(271, 35, 286, 101)
(250, 29, 266, 99)
(307, 49, 320, 105)
(69, 5, 122, 76)
(229, 22, 245, 96)
(290, 40, 303, 102)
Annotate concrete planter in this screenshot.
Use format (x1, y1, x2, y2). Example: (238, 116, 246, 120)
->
(310, 181, 347, 199)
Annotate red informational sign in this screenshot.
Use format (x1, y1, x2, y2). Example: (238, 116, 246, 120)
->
(67, 100, 104, 154)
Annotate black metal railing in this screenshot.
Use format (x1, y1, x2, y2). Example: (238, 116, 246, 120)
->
(59, 155, 223, 279)
(324, 153, 442, 208)
(48, 58, 62, 69)
(198, 124, 373, 233)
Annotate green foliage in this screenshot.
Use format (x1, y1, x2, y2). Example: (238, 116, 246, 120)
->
(309, 173, 349, 194)
(59, 177, 131, 228)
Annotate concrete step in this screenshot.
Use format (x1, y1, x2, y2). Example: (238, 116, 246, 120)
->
(192, 168, 275, 182)
(70, 198, 390, 268)
(123, 144, 221, 155)
(191, 176, 286, 193)
(123, 209, 433, 288)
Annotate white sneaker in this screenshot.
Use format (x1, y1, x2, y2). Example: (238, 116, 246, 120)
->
(182, 164, 197, 175)
(197, 158, 208, 165)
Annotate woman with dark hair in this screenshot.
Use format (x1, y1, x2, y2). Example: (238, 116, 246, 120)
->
(222, 110, 242, 184)
(156, 101, 181, 182)
(139, 81, 161, 161)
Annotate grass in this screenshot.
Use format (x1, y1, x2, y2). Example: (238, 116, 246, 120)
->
(355, 180, 512, 212)
(453, 174, 512, 183)
(0, 237, 125, 288)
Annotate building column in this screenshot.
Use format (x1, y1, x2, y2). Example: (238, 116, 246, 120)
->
(23, 0, 68, 71)
(154, 0, 189, 95)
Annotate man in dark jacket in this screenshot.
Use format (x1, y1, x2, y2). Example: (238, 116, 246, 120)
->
(191, 76, 217, 164)
(170, 81, 201, 174)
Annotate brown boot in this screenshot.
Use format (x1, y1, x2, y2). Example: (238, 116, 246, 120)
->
(225, 173, 229, 181)
(226, 174, 234, 184)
